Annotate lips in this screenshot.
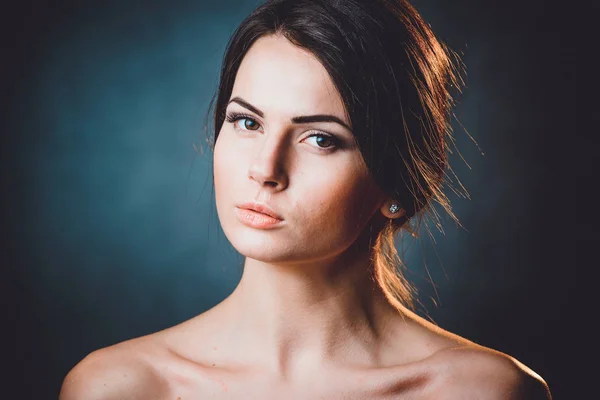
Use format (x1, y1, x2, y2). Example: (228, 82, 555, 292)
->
(236, 202, 283, 220)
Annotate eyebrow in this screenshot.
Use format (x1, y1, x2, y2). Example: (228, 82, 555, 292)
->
(227, 96, 352, 132)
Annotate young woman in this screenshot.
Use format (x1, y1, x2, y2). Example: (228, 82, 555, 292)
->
(60, 0, 552, 398)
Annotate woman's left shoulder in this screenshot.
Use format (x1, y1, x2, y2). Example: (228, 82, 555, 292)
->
(423, 345, 552, 400)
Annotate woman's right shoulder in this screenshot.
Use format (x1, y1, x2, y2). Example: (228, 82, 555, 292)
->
(58, 337, 172, 400)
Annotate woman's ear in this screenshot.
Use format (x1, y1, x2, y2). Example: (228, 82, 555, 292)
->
(380, 200, 406, 219)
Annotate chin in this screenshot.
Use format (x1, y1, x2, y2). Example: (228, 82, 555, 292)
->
(235, 244, 302, 264)
(224, 225, 296, 262)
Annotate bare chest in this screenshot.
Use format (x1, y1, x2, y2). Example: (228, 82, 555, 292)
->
(163, 364, 433, 400)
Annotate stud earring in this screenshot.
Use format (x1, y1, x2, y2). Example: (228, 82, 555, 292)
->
(389, 203, 400, 214)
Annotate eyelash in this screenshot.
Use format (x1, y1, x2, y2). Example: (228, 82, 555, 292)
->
(224, 111, 341, 151)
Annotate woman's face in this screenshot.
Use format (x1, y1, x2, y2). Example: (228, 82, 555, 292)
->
(214, 34, 387, 265)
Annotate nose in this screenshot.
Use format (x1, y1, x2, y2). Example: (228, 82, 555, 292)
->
(247, 133, 289, 191)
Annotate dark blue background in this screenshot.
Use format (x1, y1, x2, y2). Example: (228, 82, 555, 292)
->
(2, 0, 582, 398)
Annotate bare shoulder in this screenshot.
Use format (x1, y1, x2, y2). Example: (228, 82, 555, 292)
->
(424, 346, 552, 400)
(59, 337, 173, 400)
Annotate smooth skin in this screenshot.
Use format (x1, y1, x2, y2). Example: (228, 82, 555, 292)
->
(59, 34, 551, 399)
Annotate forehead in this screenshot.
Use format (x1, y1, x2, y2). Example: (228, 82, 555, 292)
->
(231, 34, 347, 120)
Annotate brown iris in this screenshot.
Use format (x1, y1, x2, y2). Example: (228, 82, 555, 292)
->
(243, 119, 260, 130)
(314, 135, 333, 148)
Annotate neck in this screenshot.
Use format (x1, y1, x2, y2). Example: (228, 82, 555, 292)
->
(219, 224, 406, 379)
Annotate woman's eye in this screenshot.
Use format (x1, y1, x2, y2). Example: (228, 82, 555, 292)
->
(238, 118, 260, 131)
(305, 133, 338, 149)
(236, 117, 261, 131)
(225, 112, 262, 131)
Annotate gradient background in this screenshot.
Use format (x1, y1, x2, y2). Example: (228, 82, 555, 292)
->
(2, 0, 583, 398)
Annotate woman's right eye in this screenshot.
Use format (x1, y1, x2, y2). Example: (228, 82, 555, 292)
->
(225, 112, 262, 131)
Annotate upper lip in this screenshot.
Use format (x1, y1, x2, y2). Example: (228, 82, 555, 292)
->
(237, 201, 283, 220)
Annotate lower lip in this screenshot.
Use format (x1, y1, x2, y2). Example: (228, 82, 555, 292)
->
(235, 207, 284, 229)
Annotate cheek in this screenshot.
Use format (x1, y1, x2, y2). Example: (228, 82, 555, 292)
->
(214, 136, 237, 229)
(296, 159, 379, 240)
(213, 130, 245, 203)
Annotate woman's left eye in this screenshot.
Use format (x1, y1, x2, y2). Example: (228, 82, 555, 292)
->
(304, 133, 339, 150)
